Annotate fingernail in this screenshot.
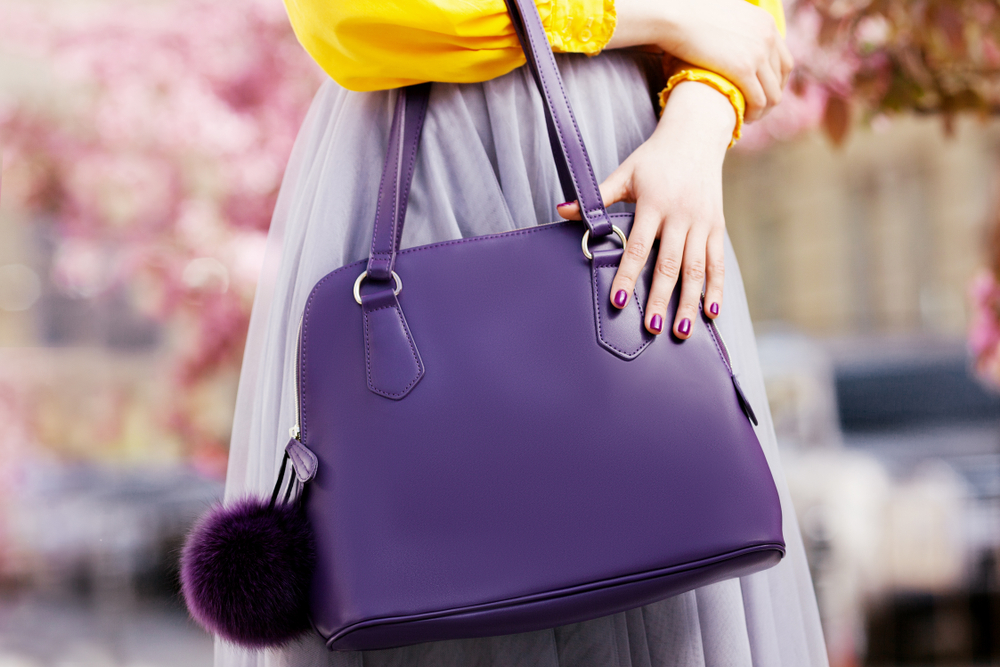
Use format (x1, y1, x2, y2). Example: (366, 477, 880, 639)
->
(710, 302, 719, 316)
(557, 201, 574, 208)
(678, 318, 691, 336)
(614, 289, 628, 308)
(650, 313, 663, 333)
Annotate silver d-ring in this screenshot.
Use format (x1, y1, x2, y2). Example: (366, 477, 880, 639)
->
(582, 225, 628, 260)
(353, 270, 402, 305)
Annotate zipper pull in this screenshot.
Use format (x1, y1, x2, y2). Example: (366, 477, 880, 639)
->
(286, 437, 318, 484)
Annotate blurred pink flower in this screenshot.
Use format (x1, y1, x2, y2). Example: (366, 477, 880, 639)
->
(968, 269, 1000, 387)
(0, 0, 323, 469)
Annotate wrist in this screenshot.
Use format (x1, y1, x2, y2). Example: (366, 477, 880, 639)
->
(654, 81, 736, 155)
(605, 0, 675, 51)
(652, 0, 692, 55)
(660, 69, 745, 147)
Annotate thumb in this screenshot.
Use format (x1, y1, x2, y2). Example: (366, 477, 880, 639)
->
(555, 162, 634, 220)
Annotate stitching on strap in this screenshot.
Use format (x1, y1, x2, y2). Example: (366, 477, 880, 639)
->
(369, 91, 399, 270)
(395, 92, 424, 255)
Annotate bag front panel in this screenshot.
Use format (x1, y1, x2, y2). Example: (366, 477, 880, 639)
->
(298, 215, 783, 647)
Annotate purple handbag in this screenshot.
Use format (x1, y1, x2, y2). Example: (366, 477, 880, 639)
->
(194, 0, 783, 650)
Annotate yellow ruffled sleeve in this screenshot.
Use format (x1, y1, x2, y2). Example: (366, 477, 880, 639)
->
(659, 0, 787, 147)
(284, 0, 617, 91)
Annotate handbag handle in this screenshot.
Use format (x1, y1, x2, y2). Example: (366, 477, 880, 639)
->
(364, 0, 615, 282)
(366, 83, 432, 282)
(501, 0, 613, 237)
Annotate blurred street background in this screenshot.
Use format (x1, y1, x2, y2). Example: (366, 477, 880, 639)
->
(2, 0, 1000, 665)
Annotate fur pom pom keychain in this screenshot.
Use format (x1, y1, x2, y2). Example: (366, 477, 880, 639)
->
(180, 445, 316, 648)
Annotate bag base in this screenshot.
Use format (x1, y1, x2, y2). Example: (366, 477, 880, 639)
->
(325, 543, 783, 650)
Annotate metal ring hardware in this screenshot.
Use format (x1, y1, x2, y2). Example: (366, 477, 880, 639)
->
(353, 270, 403, 305)
(581, 225, 628, 261)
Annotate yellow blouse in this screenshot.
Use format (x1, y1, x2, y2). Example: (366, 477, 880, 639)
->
(284, 0, 786, 144)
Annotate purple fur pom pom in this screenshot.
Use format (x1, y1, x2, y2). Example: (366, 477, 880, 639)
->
(180, 497, 315, 648)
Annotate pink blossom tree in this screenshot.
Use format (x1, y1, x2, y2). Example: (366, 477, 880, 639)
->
(749, 0, 1000, 385)
(0, 0, 323, 475)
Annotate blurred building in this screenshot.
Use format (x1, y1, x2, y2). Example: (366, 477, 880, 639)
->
(726, 116, 1000, 666)
(726, 115, 998, 338)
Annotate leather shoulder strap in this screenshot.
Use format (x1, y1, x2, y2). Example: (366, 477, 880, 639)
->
(503, 0, 612, 237)
(366, 0, 616, 278)
(366, 83, 431, 281)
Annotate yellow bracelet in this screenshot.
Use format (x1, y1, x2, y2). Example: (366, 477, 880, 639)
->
(658, 67, 746, 148)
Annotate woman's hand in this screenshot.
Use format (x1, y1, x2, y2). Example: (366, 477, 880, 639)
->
(557, 81, 733, 338)
(606, 0, 793, 121)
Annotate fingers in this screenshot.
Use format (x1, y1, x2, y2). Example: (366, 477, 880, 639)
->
(743, 19, 792, 121)
(555, 201, 578, 219)
(778, 40, 794, 88)
(641, 222, 686, 334)
(751, 37, 785, 121)
(641, 217, 726, 337)
(740, 72, 768, 122)
(560, 160, 662, 320)
(756, 64, 782, 119)
(703, 226, 725, 320)
(671, 227, 709, 338)
(556, 159, 661, 318)
(770, 48, 785, 93)
(556, 161, 634, 220)
(610, 206, 661, 311)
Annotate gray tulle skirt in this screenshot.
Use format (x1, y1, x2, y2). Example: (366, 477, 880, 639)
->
(219, 50, 829, 667)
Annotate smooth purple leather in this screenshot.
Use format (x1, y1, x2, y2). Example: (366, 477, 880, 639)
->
(291, 0, 784, 650)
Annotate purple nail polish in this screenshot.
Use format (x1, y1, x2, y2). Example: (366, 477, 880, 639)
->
(710, 302, 719, 316)
(678, 318, 691, 336)
(614, 289, 628, 308)
(557, 201, 573, 208)
(650, 313, 663, 333)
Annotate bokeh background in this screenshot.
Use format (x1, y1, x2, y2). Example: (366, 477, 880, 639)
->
(1, 0, 999, 665)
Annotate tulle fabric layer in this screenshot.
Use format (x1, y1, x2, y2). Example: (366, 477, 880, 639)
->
(218, 50, 829, 667)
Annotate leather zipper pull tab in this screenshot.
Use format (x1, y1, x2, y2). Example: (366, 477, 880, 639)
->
(286, 437, 318, 484)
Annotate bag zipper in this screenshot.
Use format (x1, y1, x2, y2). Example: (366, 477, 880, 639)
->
(290, 314, 303, 441)
(702, 299, 758, 426)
